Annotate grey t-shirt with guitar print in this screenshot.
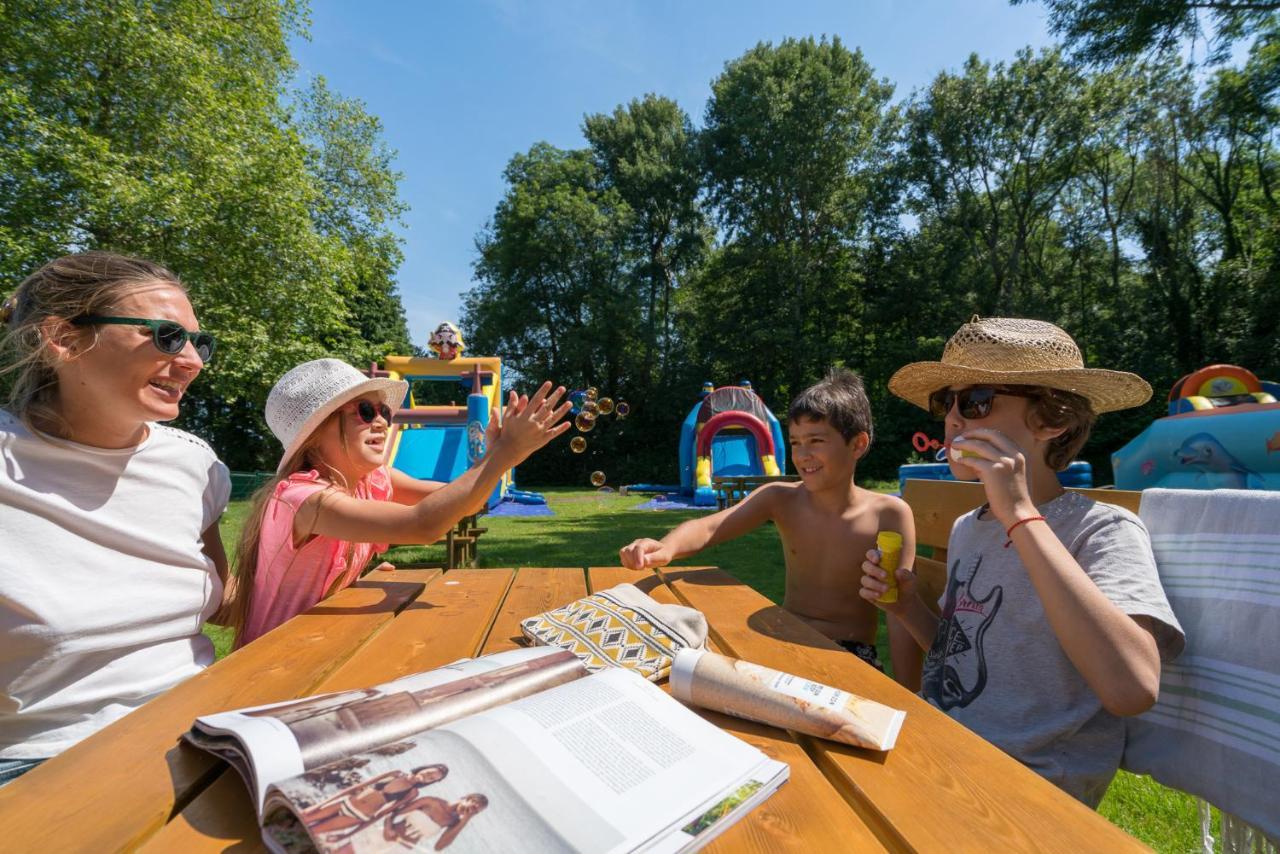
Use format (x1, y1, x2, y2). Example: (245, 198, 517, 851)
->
(921, 491, 1184, 807)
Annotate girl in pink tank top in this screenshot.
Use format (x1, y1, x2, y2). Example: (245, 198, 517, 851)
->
(231, 359, 571, 647)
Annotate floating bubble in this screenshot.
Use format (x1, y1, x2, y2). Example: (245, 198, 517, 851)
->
(582, 399, 600, 414)
(570, 436, 587, 454)
(615, 401, 630, 418)
(575, 412, 596, 432)
(597, 486, 615, 494)
(590, 471, 607, 487)
(597, 397, 615, 415)
(585, 386, 599, 400)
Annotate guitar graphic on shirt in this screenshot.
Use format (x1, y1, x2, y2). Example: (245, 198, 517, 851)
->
(923, 554, 1004, 711)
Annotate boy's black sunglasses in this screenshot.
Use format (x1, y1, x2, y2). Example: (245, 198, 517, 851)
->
(350, 399, 393, 424)
(928, 385, 1039, 420)
(72, 315, 216, 363)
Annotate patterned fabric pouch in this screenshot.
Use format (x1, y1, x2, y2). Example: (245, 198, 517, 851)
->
(520, 583, 708, 682)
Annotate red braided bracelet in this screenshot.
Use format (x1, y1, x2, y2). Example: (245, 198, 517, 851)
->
(1004, 515, 1047, 548)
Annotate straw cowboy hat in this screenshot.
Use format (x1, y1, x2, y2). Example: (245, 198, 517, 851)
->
(266, 358, 408, 474)
(888, 316, 1152, 414)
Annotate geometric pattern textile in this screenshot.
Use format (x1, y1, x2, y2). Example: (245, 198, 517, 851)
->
(520, 584, 707, 682)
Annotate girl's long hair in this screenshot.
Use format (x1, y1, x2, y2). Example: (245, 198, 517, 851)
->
(228, 412, 355, 645)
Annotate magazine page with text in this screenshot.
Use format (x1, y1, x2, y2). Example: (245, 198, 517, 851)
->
(261, 668, 788, 854)
(186, 647, 587, 811)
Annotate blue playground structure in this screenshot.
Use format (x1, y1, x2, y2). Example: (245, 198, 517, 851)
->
(377, 354, 546, 509)
(1113, 364, 1280, 491)
(677, 382, 787, 507)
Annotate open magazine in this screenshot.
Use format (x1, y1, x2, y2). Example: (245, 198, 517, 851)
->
(185, 647, 788, 854)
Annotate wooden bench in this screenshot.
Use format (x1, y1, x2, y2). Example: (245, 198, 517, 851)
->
(902, 479, 1142, 613)
(712, 474, 801, 509)
(389, 513, 487, 570)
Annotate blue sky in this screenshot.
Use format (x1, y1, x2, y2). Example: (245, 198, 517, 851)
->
(290, 1, 1054, 350)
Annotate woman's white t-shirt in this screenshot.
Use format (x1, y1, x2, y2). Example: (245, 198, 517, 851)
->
(0, 410, 231, 759)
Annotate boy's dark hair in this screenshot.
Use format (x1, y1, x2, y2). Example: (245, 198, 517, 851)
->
(788, 367, 873, 446)
(1020, 386, 1096, 471)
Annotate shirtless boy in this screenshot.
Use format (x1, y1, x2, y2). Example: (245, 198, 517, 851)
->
(619, 368, 915, 674)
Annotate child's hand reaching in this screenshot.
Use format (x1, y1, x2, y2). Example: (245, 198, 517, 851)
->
(488, 383, 573, 464)
(619, 538, 674, 570)
(859, 547, 918, 612)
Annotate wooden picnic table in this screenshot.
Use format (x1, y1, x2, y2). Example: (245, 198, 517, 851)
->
(0, 566, 1145, 852)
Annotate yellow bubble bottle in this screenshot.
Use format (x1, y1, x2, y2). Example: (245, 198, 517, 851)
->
(876, 531, 903, 604)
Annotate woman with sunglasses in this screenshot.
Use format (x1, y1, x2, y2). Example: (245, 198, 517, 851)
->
(0, 251, 228, 784)
(230, 358, 571, 646)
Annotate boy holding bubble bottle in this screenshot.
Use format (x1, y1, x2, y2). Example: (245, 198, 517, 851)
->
(859, 317, 1184, 806)
(620, 368, 917, 678)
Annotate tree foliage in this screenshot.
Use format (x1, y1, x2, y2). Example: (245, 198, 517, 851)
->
(692, 37, 897, 404)
(1012, 0, 1280, 66)
(0, 0, 410, 468)
(466, 32, 1280, 484)
(7, 6, 1280, 485)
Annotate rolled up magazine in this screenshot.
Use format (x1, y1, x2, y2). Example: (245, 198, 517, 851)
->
(670, 649, 906, 751)
(184, 647, 788, 853)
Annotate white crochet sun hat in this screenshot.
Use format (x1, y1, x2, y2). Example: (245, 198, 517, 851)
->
(265, 358, 408, 474)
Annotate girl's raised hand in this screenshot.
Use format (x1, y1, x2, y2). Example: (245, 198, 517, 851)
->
(490, 382, 572, 463)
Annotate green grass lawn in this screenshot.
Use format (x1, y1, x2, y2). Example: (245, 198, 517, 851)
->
(210, 486, 1209, 852)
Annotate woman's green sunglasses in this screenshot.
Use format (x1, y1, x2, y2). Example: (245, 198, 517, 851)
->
(71, 315, 216, 363)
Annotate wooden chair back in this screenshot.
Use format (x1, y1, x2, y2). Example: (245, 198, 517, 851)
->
(901, 479, 1142, 611)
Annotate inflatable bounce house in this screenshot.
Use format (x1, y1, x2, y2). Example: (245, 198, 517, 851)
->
(373, 323, 544, 509)
(1113, 364, 1280, 491)
(677, 381, 786, 507)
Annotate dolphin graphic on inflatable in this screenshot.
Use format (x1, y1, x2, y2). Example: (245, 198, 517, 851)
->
(1113, 364, 1279, 491)
(1174, 432, 1262, 489)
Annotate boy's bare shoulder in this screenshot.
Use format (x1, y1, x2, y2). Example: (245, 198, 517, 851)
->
(858, 487, 912, 519)
(759, 478, 809, 505)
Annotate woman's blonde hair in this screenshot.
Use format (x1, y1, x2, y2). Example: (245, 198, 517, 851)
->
(1, 251, 185, 433)
(228, 412, 357, 645)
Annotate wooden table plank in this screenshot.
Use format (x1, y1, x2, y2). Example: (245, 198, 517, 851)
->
(587, 567, 887, 853)
(0, 572, 433, 851)
(659, 567, 1146, 853)
(144, 568, 515, 853)
(479, 567, 587, 654)
(318, 567, 514, 692)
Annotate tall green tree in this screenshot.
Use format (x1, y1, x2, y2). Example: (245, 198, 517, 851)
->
(583, 95, 709, 392)
(0, 0, 411, 468)
(903, 49, 1088, 312)
(695, 36, 896, 403)
(466, 143, 635, 386)
(297, 76, 412, 355)
(465, 143, 660, 484)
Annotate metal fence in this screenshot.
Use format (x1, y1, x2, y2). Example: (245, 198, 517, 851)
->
(228, 471, 274, 500)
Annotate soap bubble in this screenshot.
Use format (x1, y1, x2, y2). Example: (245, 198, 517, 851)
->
(582, 399, 600, 414)
(585, 386, 599, 400)
(597, 486, 615, 494)
(575, 412, 596, 432)
(570, 436, 587, 454)
(597, 397, 615, 415)
(615, 401, 630, 418)
(590, 471, 606, 487)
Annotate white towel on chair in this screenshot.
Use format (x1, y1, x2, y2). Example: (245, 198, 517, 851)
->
(1123, 488, 1280, 843)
